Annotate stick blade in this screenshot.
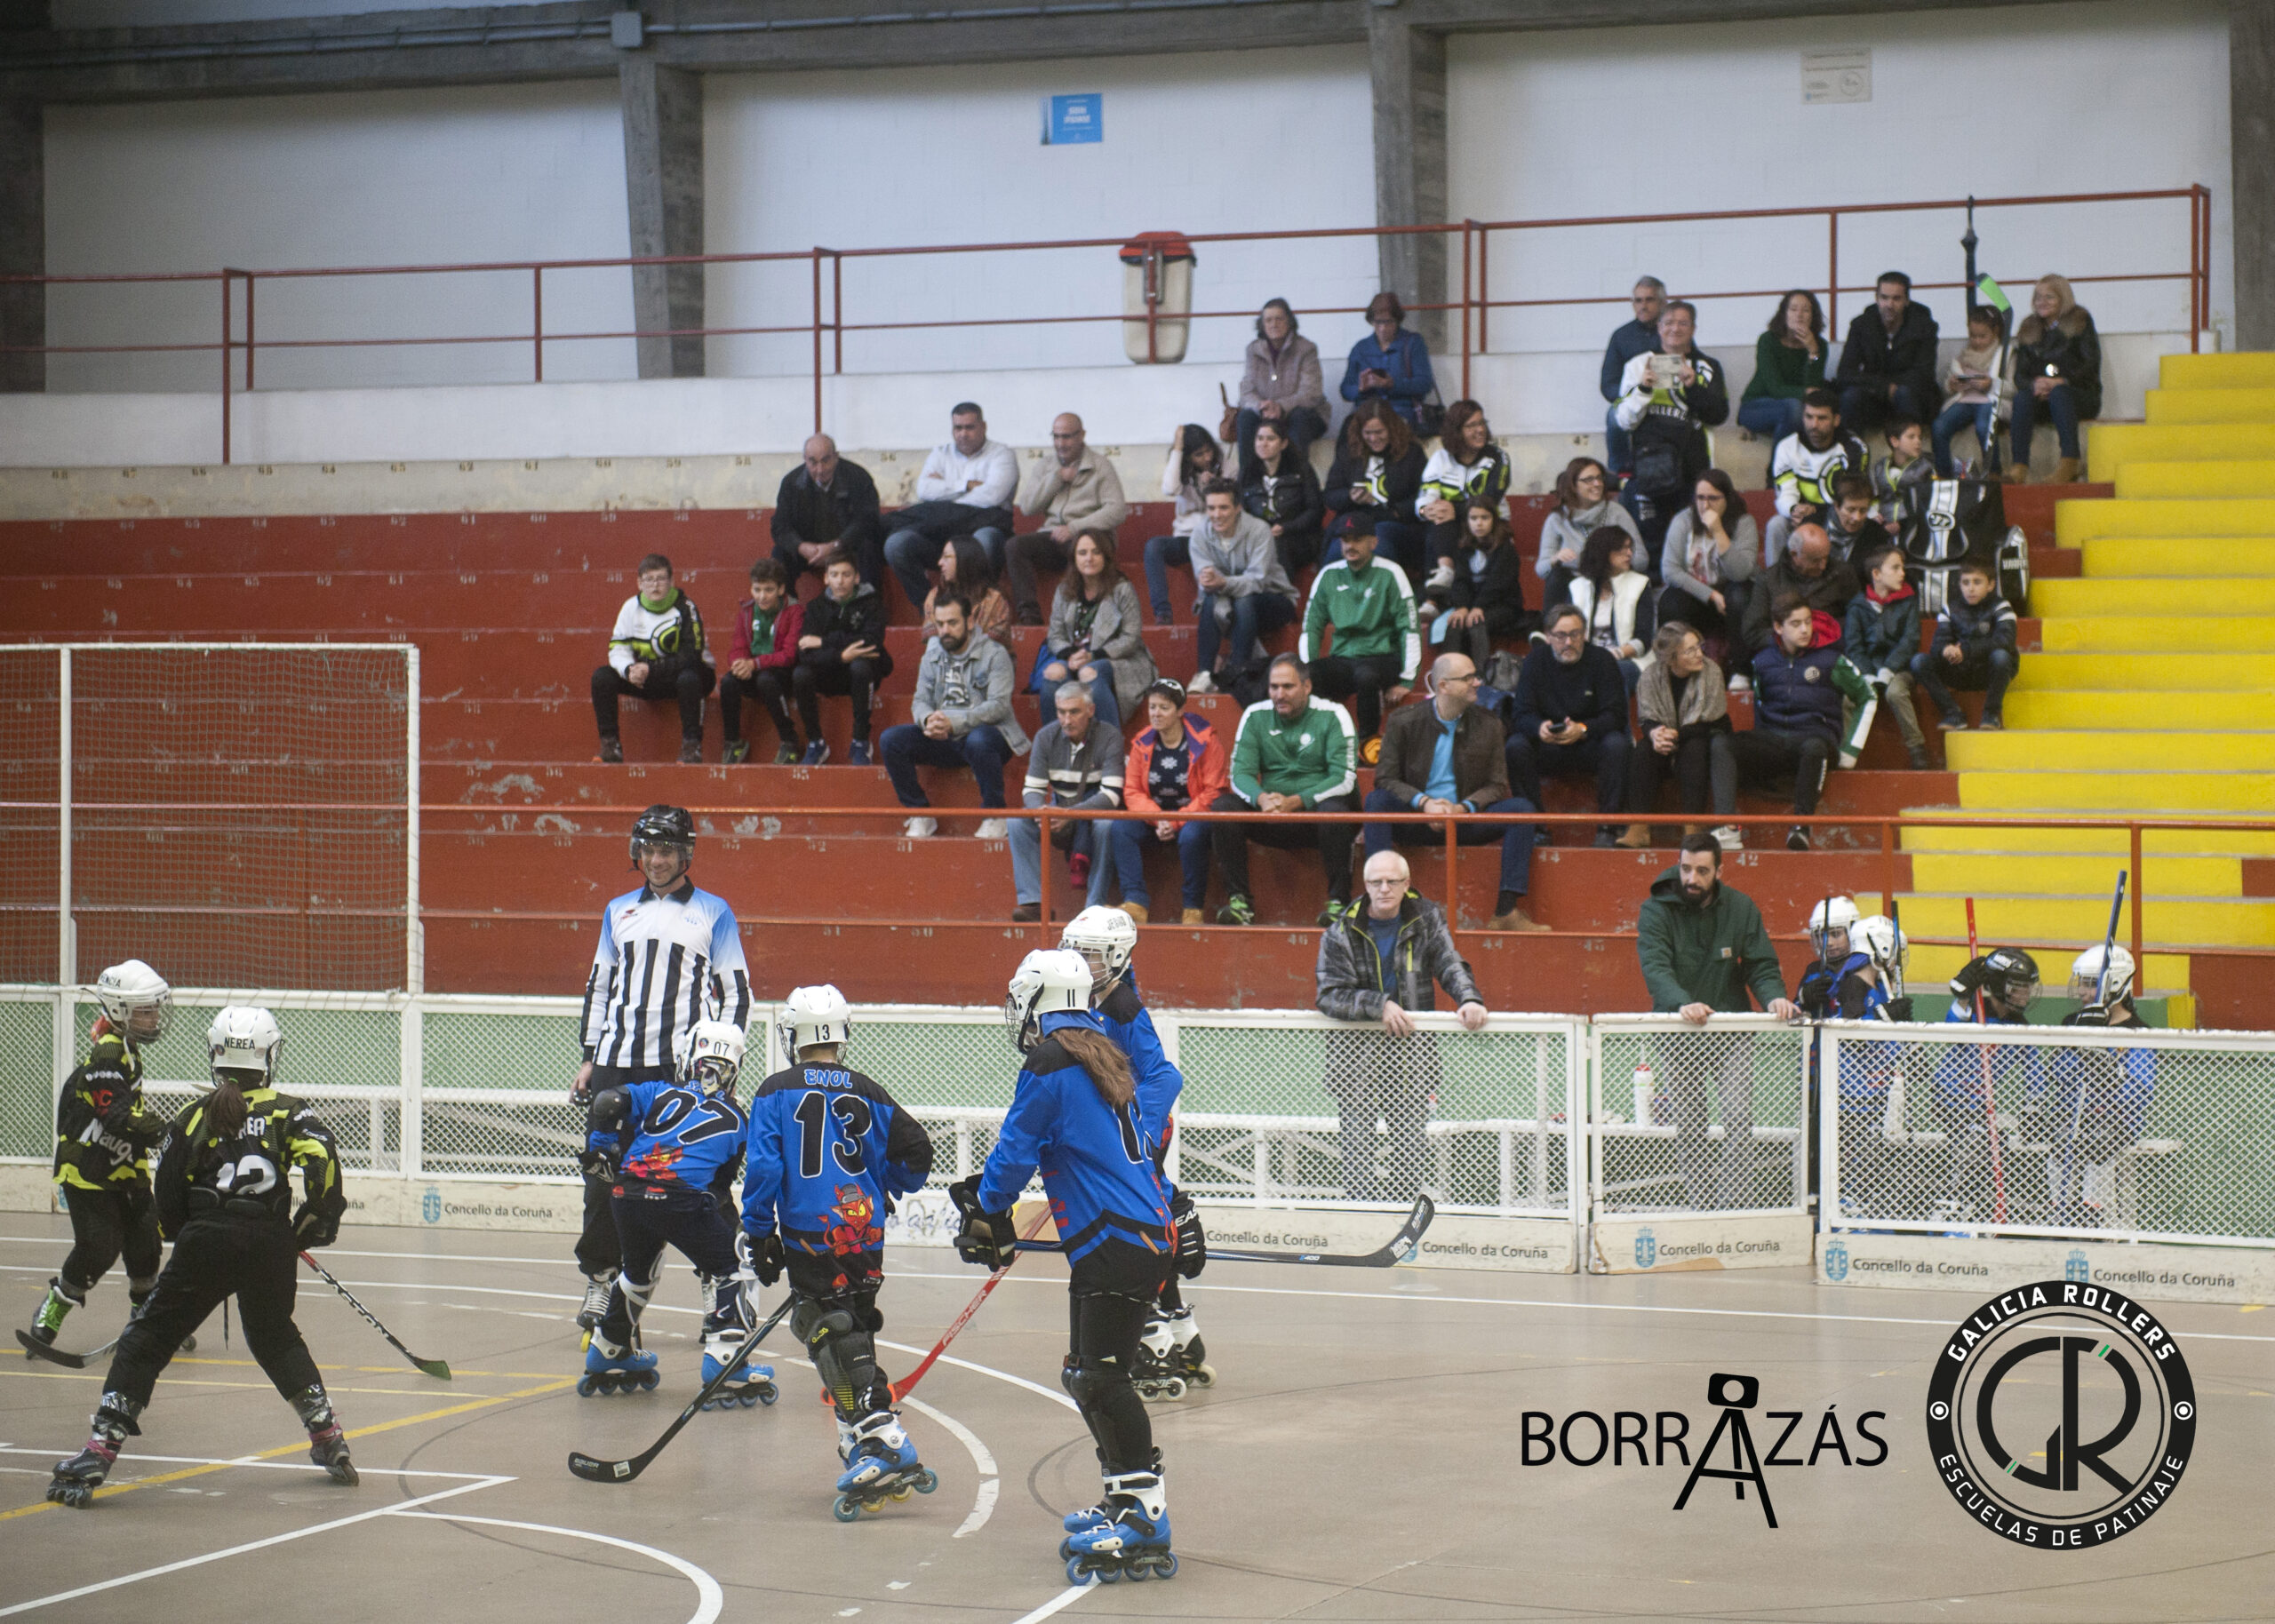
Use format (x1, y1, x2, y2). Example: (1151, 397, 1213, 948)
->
(567, 1450, 643, 1484)
(413, 1357, 452, 1381)
(16, 1328, 90, 1369)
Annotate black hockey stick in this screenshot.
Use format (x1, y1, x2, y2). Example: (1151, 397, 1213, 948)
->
(568, 1293, 795, 1485)
(299, 1252, 451, 1381)
(1016, 1195, 1435, 1268)
(16, 1326, 119, 1370)
(2056, 871, 2129, 1221)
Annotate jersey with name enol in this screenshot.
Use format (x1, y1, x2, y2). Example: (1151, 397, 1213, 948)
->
(741, 1063, 934, 1262)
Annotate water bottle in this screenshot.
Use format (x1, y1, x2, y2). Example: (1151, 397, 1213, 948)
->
(1632, 1063, 1657, 1128)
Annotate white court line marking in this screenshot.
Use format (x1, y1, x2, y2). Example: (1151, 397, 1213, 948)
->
(389, 1510, 722, 1624)
(1007, 1582, 1096, 1624)
(877, 1339, 1080, 1412)
(776, 1356, 1001, 1538)
(0, 1447, 491, 1478)
(0, 1473, 508, 1616)
(0, 1237, 564, 1267)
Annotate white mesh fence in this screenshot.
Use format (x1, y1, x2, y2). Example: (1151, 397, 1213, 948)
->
(1589, 1015, 1812, 1216)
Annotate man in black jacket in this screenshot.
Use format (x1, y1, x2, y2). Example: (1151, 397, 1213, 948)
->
(1506, 604, 1632, 847)
(1834, 273, 1942, 434)
(771, 435, 885, 593)
(1738, 522, 1861, 654)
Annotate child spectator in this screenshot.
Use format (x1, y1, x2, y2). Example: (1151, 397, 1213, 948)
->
(1567, 524, 1656, 697)
(591, 552, 714, 765)
(1415, 400, 1512, 593)
(1842, 545, 1929, 770)
(1933, 308, 2008, 476)
(1302, 526, 1420, 746)
(1422, 502, 1528, 670)
(1737, 593, 1872, 851)
(1622, 620, 1739, 850)
(1737, 290, 1830, 448)
(1241, 416, 1325, 582)
(1111, 679, 1226, 926)
(792, 548, 892, 767)
(1033, 533, 1156, 729)
(720, 557, 805, 765)
(1910, 558, 2018, 731)
(1657, 470, 1758, 681)
(1871, 417, 1934, 529)
(922, 535, 1011, 647)
(1142, 425, 1225, 623)
(1537, 457, 1640, 613)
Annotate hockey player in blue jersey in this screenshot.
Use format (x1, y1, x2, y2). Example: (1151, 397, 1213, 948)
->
(580, 1018, 774, 1405)
(1932, 946, 2041, 1222)
(570, 805, 753, 1333)
(1060, 907, 1210, 1401)
(741, 985, 937, 1519)
(2048, 944, 2156, 1227)
(952, 949, 1179, 1583)
(1822, 913, 1912, 1217)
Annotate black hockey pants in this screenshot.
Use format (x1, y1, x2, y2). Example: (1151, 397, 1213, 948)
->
(1066, 1239, 1171, 1475)
(105, 1214, 320, 1408)
(60, 1181, 162, 1297)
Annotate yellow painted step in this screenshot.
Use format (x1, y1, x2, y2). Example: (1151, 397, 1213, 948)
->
(1899, 943, 2191, 998)
(2087, 422, 2275, 482)
(1944, 730, 2275, 773)
(1907, 852, 2239, 897)
(1898, 821, 2275, 856)
(2159, 353, 2275, 390)
(2009, 651, 2275, 690)
(2000, 690, 2271, 731)
(1897, 893, 2274, 949)
(2114, 459, 2275, 499)
(2058, 497, 2275, 544)
(2079, 538, 2275, 577)
(1956, 769, 2275, 814)
(2146, 386, 2275, 424)
(2030, 577, 2275, 617)
(2038, 616, 2275, 653)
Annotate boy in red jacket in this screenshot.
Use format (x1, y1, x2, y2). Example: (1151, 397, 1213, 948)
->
(720, 557, 805, 764)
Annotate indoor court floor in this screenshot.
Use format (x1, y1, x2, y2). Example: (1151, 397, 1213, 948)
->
(1, 1214, 2271, 1624)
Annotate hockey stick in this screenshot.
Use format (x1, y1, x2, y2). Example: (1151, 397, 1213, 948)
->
(1963, 897, 2008, 1223)
(299, 1252, 451, 1381)
(1014, 1194, 1436, 1269)
(2056, 871, 2129, 1222)
(888, 1204, 1059, 1405)
(568, 1293, 796, 1485)
(16, 1326, 119, 1370)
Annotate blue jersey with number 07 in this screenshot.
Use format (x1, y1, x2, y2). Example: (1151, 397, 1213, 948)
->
(614, 1079, 748, 1196)
(978, 1010, 1172, 1265)
(741, 1064, 934, 1260)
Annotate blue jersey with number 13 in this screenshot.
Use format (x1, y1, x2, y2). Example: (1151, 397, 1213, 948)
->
(741, 1064, 934, 1259)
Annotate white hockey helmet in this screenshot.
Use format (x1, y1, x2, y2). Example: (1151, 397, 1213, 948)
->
(206, 1006, 282, 1085)
(93, 959, 172, 1043)
(1004, 949, 1093, 1054)
(1808, 896, 1861, 960)
(1852, 914, 1908, 994)
(675, 1018, 747, 1096)
(1060, 905, 1138, 993)
(778, 984, 852, 1061)
(2069, 943, 2136, 1007)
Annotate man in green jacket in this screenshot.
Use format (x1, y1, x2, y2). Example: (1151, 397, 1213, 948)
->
(1209, 654, 1359, 927)
(1636, 832, 1799, 1210)
(1299, 528, 1420, 745)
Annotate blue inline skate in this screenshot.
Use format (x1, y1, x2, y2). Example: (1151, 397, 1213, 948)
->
(578, 1332, 659, 1397)
(698, 1337, 778, 1410)
(1061, 1469, 1175, 1582)
(831, 1411, 937, 1521)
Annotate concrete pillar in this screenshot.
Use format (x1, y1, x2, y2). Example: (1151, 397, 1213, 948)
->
(619, 60, 705, 379)
(0, 99, 43, 394)
(1369, 12, 1449, 356)
(2232, 1, 2275, 350)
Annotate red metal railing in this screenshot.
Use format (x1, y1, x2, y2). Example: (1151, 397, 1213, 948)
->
(1, 187, 2211, 465)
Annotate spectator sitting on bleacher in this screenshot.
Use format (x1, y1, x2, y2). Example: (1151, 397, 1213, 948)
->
(1599, 275, 1666, 475)
(791, 548, 892, 768)
(1142, 425, 1225, 624)
(1302, 523, 1420, 749)
(1740, 521, 1859, 653)
(1209, 654, 1359, 927)
(1507, 602, 1632, 848)
(1323, 402, 1428, 580)
(1416, 400, 1512, 593)
(1007, 413, 1130, 626)
(1111, 678, 1225, 926)
(1833, 271, 1941, 434)
(591, 552, 715, 766)
(1537, 457, 1640, 614)
(1241, 416, 1326, 582)
(1612, 299, 1729, 572)
(1010, 682, 1125, 924)
(1236, 299, 1329, 473)
(2008, 274, 2102, 485)
(1823, 472, 1894, 566)
(1340, 292, 1436, 428)
(1031, 534, 1156, 729)
(921, 535, 1010, 647)
(1658, 470, 1758, 681)
(1568, 524, 1656, 697)
(1910, 558, 2018, 733)
(1737, 593, 1872, 852)
(1420, 502, 1527, 670)
(1362, 651, 1544, 932)
(883, 402, 1018, 610)
(1189, 478, 1297, 695)
(1621, 620, 1738, 852)
(1871, 417, 1934, 528)
(1764, 387, 1864, 563)
(770, 434, 884, 593)
(719, 557, 804, 766)
(1844, 544, 1930, 770)
(1933, 307, 2009, 477)
(881, 592, 1026, 841)
(1736, 290, 1829, 448)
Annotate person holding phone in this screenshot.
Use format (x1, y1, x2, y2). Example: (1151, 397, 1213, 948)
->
(1505, 603, 1632, 848)
(2008, 274, 2102, 484)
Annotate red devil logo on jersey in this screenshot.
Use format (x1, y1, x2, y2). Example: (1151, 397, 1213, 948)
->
(822, 1184, 882, 1256)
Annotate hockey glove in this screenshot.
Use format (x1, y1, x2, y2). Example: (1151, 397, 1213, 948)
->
(743, 1230, 785, 1288)
(947, 1176, 1016, 1270)
(293, 1203, 340, 1249)
(1884, 996, 1916, 1023)
(575, 1147, 619, 1184)
(1170, 1188, 1207, 1279)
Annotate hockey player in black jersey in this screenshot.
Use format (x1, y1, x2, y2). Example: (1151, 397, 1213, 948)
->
(48, 1007, 354, 1508)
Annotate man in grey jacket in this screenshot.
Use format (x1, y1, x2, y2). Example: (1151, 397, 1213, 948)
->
(1010, 683, 1124, 924)
(1190, 479, 1297, 692)
(1315, 850, 1489, 1201)
(877, 593, 1031, 840)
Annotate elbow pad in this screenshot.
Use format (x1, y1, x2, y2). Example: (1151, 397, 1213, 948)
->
(587, 1087, 632, 1134)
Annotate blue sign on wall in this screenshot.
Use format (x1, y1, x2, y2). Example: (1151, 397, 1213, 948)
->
(1043, 93, 1103, 146)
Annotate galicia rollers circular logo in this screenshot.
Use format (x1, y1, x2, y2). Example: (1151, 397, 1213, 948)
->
(1926, 1281, 2195, 1548)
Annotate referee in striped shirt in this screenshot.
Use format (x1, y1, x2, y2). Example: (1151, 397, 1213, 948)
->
(569, 804, 753, 1329)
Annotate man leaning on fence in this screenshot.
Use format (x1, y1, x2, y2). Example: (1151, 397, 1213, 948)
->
(1635, 831, 1798, 1210)
(1316, 850, 1489, 1204)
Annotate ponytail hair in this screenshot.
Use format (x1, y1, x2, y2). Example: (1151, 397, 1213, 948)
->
(1051, 1027, 1137, 1110)
(204, 1071, 252, 1141)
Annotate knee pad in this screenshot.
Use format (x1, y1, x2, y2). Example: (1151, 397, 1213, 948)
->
(794, 1302, 877, 1413)
(1065, 1354, 1135, 1414)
